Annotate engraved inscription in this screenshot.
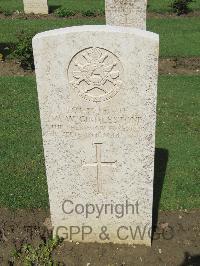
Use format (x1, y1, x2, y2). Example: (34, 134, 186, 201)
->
(106, 0, 146, 29)
(106, 0, 135, 18)
(68, 47, 123, 102)
(109, 0, 135, 9)
(82, 143, 117, 193)
(45, 107, 142, 139)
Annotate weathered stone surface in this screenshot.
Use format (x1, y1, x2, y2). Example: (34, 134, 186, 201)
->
(33, 25, 159, 246)
(106, 0, 147, 30)
(23, 0, 48, 14)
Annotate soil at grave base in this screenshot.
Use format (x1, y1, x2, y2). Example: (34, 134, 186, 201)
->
(0, 58, 200, 77)
(0, 11, 200, 20)
(0, 60, 33, 77)
(0, 208, 199, 265)
(159, 57, 200, 75)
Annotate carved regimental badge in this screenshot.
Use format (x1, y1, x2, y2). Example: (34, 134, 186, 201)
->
(68, 47, 123, 102)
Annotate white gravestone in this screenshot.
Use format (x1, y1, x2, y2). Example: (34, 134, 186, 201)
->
(33, 25, 159, 246)
(106, 0, 147, 30)
(23, 0, 48, 14)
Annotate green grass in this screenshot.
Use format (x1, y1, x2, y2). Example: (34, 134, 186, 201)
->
(148, 0, 200, 13)
(0, 0, 200, 13)
(0, 0, 104, 13)
(0, 18, 105, 44)
(0, 77, 48, 208)
(148, 18, 200, 57)
(157, 76, 200, 210)
(0, 76, 199, 209)
(0, 17, 200, 57)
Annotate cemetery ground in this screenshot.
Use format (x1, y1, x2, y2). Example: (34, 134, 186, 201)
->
(0, 1, 200, 266)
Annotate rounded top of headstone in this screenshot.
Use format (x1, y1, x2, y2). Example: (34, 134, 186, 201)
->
(32, 25, 159, 44)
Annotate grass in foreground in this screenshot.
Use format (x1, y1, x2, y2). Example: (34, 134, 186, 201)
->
(0, 0, 199, 13)
(0, 17, 200, 57)
(0, 76, 199, 209)
(156, 76, 200, 210)
(0, 77, 48, 208)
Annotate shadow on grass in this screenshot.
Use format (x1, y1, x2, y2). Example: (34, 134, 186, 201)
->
(152, 148, 169, 230)
(49, 5, 61, 14)
(180, 252, 200, 266)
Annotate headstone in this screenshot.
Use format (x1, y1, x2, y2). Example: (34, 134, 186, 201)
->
(23, 0, 48, 14)
(106, 0, 147, 30)
(33, 25, 159, 246)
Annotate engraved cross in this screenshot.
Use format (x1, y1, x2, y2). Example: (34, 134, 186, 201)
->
(83, 143, 117, 193)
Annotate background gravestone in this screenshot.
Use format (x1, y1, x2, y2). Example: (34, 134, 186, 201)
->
(106, 0, 147, 30)
(33, 25, 159, 246)
(23, 0, 48, 14)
